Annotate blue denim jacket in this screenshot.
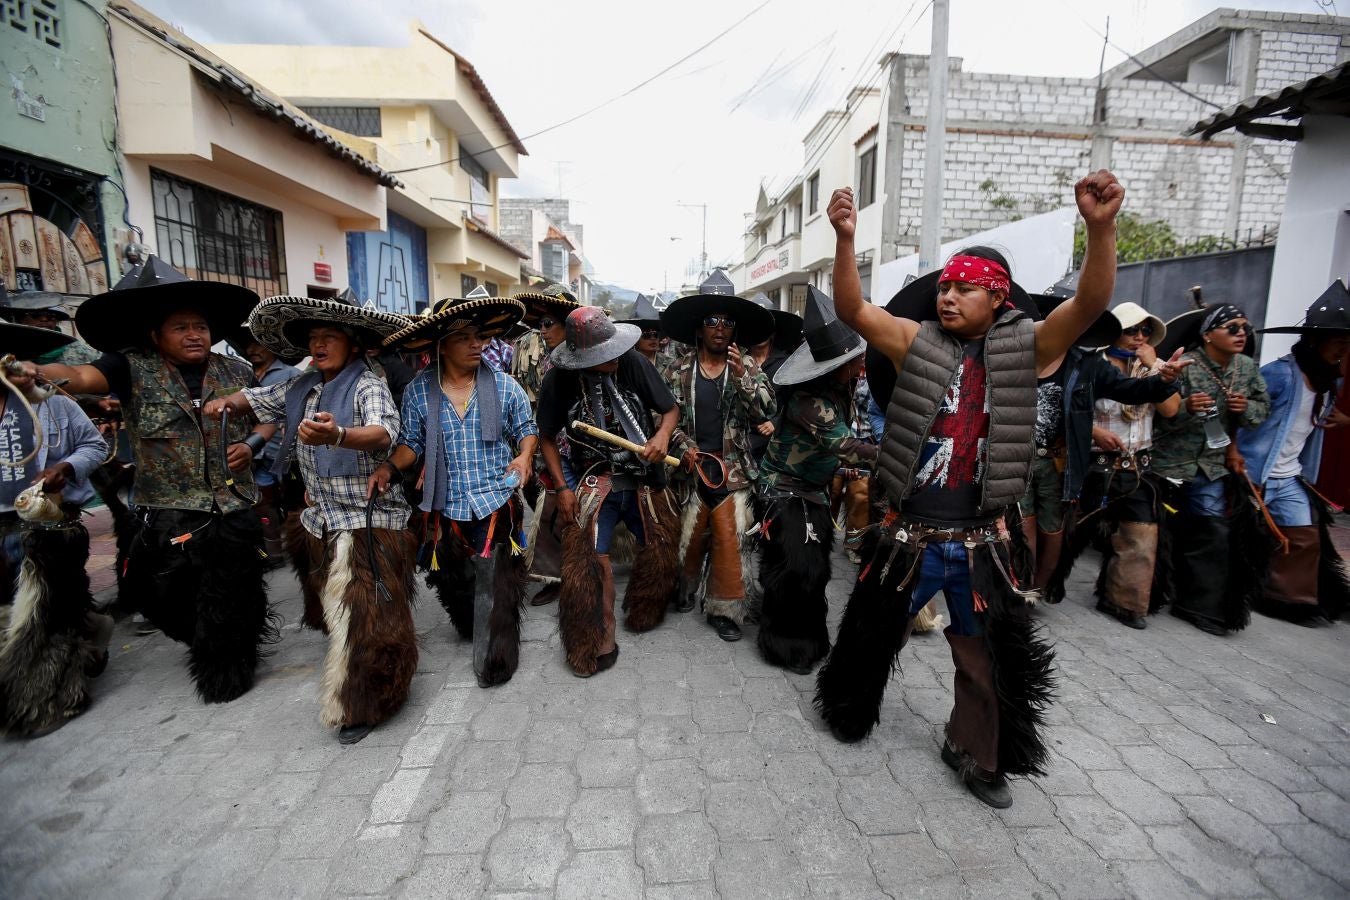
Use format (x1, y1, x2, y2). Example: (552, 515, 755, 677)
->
(1, 392, 108, 511)
(1237, 355, 1324, 485)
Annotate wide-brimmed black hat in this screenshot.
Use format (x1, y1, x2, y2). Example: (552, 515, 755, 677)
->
(1259, 280, 1350, 336)
(247, 294, 409, 360)
(550, 306, 641, 370)
(773, 286, 865, 386)
(74, 255, 260, 353)
(750, 292, 805, 352)
(383, 292, 525, 351)
(864, 268, 1039, 407)
(0, 320, 76, 359)
(1156, 306, 1257, 360)
(660, 270, 774, 346)
(620, 293, 663, 331)
(0, 288, 74, 322)
(1034, 293, 1122, 348)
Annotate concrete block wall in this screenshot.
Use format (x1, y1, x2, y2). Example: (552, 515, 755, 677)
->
(1254, 30, 1344, 93)
(1110, 140, 1234, 236)
(1238, 141, 1293, 238)
(1102, 81, 1238, 132)
(893, 130, 1091, 247)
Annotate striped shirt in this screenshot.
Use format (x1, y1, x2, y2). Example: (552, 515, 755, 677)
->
(397, 367, 539, 520)
(245, 369, 410, 537)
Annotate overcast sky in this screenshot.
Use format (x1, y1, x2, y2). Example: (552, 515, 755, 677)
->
(141, 0, 1326, 292)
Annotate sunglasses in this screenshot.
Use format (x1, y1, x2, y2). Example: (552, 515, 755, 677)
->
(538, 317, 559, 330)
(1121, 324, 1153, 337)
(640, 329, 661, 339)
(702, 315, 736, 330)
(1215, 322, 1247, 336)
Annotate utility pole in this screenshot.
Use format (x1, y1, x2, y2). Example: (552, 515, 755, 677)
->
(678, 202, 708, 281)
(917, 0, 949, 273)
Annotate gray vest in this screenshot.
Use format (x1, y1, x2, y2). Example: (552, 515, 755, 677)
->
(876, 316, 1037, 516)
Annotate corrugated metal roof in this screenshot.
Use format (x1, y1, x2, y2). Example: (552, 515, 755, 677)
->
(110, 2, 402, 188)
(1189, 60, 1350, 140)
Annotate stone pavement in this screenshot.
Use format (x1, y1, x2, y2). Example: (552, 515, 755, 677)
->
(1, 538, 1348, 899)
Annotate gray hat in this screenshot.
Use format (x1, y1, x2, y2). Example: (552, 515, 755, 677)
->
(550, 306, 640, 370)
(773, 286, 864, 385)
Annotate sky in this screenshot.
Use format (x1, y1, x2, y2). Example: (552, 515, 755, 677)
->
(141, 0, 1333, 292)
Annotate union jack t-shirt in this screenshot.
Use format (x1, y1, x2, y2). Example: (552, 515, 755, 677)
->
(901, 338, 993, 526)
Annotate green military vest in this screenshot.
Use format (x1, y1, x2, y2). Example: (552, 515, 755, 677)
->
(123, 350, 256, 514)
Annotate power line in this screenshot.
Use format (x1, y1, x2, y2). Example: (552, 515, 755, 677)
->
(388, 0, 777, 175)
(1053, 0, 1226, 110)
(728, 32, 837, 113)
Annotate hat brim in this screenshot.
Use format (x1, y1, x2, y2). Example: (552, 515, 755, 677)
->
(770, 309, 804, 352)
(865, 269, 1039, 409)
(514, 292, 582, 329)
(1034, 295, 1122, 348)
(1257, 324, 1350, 335)
(549, 322, 642, 370)
(383, 297, 525, 350)
(659, 294, 776, 346)
(75, 281, 260, 353)
(0, 321, 76, 358)
(1109, 306, 1167, 346)
(773, 338, 865, 386)
(247, 296, 410, 360)
(1155, 307, 1258, 360)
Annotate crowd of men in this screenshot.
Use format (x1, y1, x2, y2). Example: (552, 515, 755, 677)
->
(0, 167, 1345, 811)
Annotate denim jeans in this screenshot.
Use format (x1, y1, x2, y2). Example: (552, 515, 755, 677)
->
(909, 541, 982, 637)
(1263, 476, 1313, 527)
(595, 489, 645, 554)
(1184, 470, 1227, 517)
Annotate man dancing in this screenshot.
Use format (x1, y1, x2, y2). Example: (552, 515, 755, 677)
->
(372, 294, 537, 688)
(30, 257, 276, 703)
(660, 270, 776, 642)
(755, 286, 875, 674)
(205, 295, 415, 744)
(814, 171, 1125, 808)
(536, 307, 681, 676)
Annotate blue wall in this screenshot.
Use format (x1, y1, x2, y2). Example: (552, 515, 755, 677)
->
(347, 210, 429, 314)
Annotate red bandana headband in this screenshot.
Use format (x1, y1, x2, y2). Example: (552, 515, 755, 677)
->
(940, 255, 1010, 294)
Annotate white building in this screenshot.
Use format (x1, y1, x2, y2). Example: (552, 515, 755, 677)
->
(1191, 60, 1350, 364)
(731, 9, 1350, 309)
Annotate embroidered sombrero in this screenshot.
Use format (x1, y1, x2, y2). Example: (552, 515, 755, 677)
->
(74, 255, 260, 353)
(517, 282, 582, 329)
(382, 291, 525, 351)
(248, 294, 411, 360)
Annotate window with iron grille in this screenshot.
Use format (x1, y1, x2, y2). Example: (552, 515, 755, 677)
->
(460, 153, 491, 224)
(541, 241, 568, 283)
(461, 274, 478, 296)
(299, 105, 381, 137)
(151, 169, 288, 297)
(807, 173, 820, 215)
(4, 0, 62, 50)
(485, 281, 499, 296)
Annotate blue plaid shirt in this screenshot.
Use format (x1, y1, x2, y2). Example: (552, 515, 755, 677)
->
(397, 367, 538, 520)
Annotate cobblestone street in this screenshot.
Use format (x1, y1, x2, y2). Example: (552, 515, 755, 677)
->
(1, 537, 1347, 899)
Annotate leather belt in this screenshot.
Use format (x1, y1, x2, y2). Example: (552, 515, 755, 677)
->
(879, 509, 1006, 549)
(1093, 450, 1151, 471)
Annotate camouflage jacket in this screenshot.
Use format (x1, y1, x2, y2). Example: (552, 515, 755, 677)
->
(124, 350, 258, 513)
(511, 331, 552, 403)
(663, 349, 777, 491)
(1151, 348, 1269, 482)
(759, 382, 878, 500)
(37, 338, 102, 367)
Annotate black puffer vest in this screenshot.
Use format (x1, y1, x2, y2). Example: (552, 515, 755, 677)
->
(876, 315, 1037, 516)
